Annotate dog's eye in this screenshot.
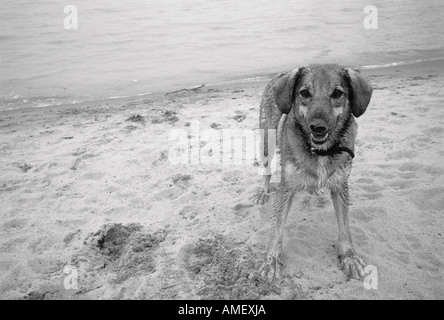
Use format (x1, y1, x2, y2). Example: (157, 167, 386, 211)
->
(299, 89, 311, 99)
(331, 89, 343, 99)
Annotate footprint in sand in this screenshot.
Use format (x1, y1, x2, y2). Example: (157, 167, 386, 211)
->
(386, 150, 418, 160)
(171, 174, 193, 189)
(179, 205, 200, 221)
(71, 153, 96, 171)
(63, 229, 81, 245)
(352, 206, 388, 223)
(104, 184, 120, 194)
(295, 224, 310, 239)
(233, 203, 254, 218)
(367, 135, 392, 143)
(360, 193, 383, 200)
(408, 134, 435, 147)
(232, 113, 246, 123)
(398, 162, 423, 172)
(386, 178, 418, 190)
(403, 234, 422, 250)
(365, 168, 397, 180)
(151, 150, 168, 166)
(2, 218, 27, 231)
(32, 162, 59, 173)
(421, 127, 444, 137)
(389, 112, 407, 119)
(395, 162, 443, 181)
(416, 251, 444, 272)
(300, 195, 312, 210)
(355, 178, 374, 184)
(55, 218, 86, 229)
(220, 169, 244, 182)
(153, 186, 185, 200)
(1, 264, 26, 297)
(28, 234, 57, 253)
(391, 250, 410, 265)
(350, 225, 370, 247)
(81, 172, 105, 180)
(128, 197, 150, 210)
(0, 236, 27, 253)
(420, 100, 436, 110)
(357, 183, 384, 193)
(27, 256, 63, 275)
(0, 258, 18, 275)
(398, 172, 416, 179)
(353, 177, 386, 200)
(409, 187, 444, 211)
(422, 165, 444, 177)
(11, 162, 33, 173)
(173, 189, 207, 204)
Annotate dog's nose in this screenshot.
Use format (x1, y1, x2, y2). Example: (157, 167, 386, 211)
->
(309, 121, 328, 135)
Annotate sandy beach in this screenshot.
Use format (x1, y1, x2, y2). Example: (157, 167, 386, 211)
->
(0, 60, 443, 300)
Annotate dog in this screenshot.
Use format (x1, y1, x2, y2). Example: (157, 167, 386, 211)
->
(255, 64, 373, 281)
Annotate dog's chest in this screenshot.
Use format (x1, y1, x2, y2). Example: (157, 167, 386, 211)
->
(284, 156, 348, 193)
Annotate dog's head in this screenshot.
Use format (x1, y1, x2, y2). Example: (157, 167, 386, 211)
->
(273, 64, 373, 150)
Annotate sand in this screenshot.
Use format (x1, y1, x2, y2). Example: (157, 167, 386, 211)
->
(0, 61, 443, 300)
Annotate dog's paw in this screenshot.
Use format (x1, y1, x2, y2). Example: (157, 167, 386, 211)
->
(254, 185, 277, 205)
(254, 188, 271, 205)
(340, 254, 366, 280)
(260, 254, 284, 282)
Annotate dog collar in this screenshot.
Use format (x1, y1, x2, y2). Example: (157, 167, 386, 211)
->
(310, 145, 355, 159)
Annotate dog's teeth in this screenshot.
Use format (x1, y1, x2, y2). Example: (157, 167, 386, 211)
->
(311, 133, 328, 142)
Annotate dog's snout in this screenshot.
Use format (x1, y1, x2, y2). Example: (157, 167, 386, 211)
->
(309, 120, 328, 134)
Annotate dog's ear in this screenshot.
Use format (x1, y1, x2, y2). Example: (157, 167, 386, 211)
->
(345, 68, 373, 118)
(272, 68, 300, 114)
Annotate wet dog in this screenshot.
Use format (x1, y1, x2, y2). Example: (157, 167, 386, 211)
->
(255, 64, 373, 280)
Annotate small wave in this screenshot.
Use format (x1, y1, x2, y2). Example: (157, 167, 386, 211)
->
(361, 57, 444, 69)
(207, 75, 271, 87)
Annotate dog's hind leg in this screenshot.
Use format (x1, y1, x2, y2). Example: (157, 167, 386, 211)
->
(331, 183, 366, 280)
(261, 185, 295, 281)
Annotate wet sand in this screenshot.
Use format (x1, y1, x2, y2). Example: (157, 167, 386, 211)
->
(0, 60, 443, 299)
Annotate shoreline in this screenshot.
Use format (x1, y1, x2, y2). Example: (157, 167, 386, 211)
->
(2, 57, 444, 115)
(0, 59, 443, 300)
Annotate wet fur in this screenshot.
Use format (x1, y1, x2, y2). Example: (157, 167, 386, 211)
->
(257, 64, 373, 280)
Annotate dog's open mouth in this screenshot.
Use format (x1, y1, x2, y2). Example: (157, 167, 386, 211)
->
(311, 133, 329, 144)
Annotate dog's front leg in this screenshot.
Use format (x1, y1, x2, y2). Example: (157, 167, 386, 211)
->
(254, 126, 278, 205)
(261, 185, 294, 281)
(331, 183, 366, 279)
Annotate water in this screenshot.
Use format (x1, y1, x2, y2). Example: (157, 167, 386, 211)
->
(1, 0, 444, 110)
